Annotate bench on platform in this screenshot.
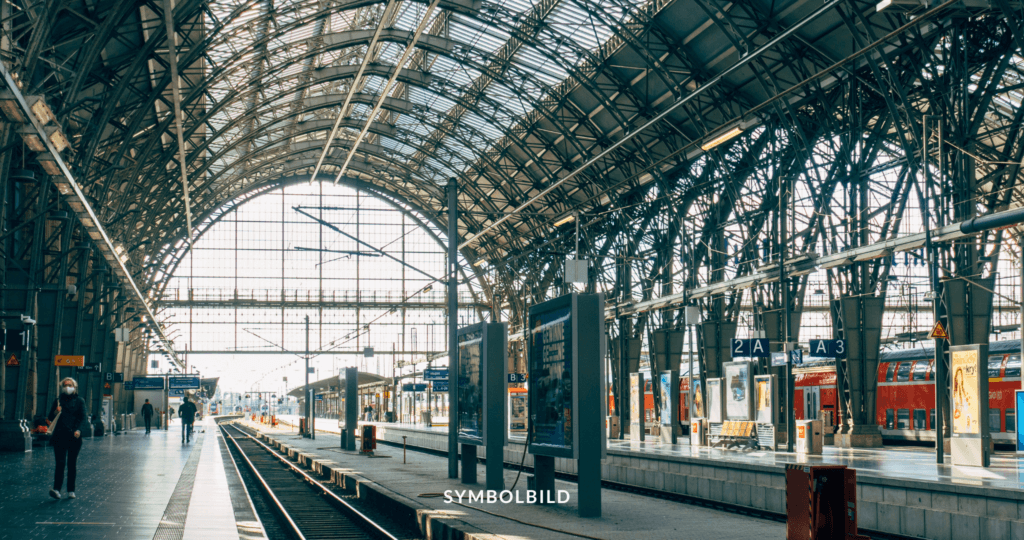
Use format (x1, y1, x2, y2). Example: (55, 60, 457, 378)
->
(710, 420, 759, 450)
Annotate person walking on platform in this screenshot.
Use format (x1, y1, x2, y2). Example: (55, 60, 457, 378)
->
(47, 377, 86, 500)
(141, 399, 154, 434)
(178, 396, 198, 443)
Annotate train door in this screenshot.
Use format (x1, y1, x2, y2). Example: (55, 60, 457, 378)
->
(804, 386, 821, 422)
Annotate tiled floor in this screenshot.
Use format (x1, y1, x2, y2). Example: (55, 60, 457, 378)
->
(0, 417, 263, 540)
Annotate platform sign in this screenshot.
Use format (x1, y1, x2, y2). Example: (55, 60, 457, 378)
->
(457, 325, 484, 444)
(169, 376, 200, 390)
(808, 339, 847, 359)
(432, 381, 448, 392)
(950, 344, 990, 467)
(402, 383, 427, 392)
(507, 373, 527, 383)
(423, 368, 448, 382)
(724, 362, 753, 421)
(771, 352, 787, 367)
(731, 338, 769, 358)
(132, 377, 164, 390)
(754, 375, 777, 425)
(706, 378, 724, 424)
(54, 355, 85, 367)
(528, 294, 575, 457)
(1016, 390, 1024, 454)
(79, 363, 100, 373)
(124, 381, 134, 390)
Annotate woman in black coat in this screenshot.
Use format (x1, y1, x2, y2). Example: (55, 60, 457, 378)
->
(47, 377, 87, 500)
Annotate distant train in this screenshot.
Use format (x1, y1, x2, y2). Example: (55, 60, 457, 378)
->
(621, 340, 1020, 444)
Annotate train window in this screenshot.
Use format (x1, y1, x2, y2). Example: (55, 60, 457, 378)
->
(929, 409, 936, 431)
(1008, 410, 1016, 433)
(912, 361, 929, 381)
(885, 409, 894, 430)
(896, 362, 912, 382)
(913, 409, 926, 430)
(897, 409, 910, 430)
(1006, 356, 1021, 378)
(991, 410, 1002, 433)
(885, 363, 896, 382)
(988, 357, 1004, 378)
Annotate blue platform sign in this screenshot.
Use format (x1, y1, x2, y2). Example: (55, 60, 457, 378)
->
(423, 368, 448, 382)
(507, 373, 527, 383)
(433, 381, 449, 392)
(808, 339, 847, 359)
(124, 381, 134, 390)
(169, 388, 186, 398)
(132, 377, 164, 390)
(1016, 391, 1024, 453)
(790, 349, 803, 365)
(402, 383, 428, 392)
(731, 338, 769, 358)
(169, 377, 200, 390)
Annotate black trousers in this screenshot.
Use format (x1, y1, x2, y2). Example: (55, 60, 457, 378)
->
(144, 416, 152, 432)
(53, 437, 83, 491)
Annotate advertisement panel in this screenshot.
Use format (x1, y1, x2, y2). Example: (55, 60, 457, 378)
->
(952, 349, 980, 435)
(659, 372, 673, 426)
(630, 372, 643, 438)
(707, 378, 723, 423)
(457, 326, 484, 444)
(724, 362, 751, 421)
(754, 374, 776, 424)
(528, 296, 574, 457)
(692, 379, 704, 419)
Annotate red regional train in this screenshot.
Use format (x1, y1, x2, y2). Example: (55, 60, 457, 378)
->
(616, 340, 1020, 444)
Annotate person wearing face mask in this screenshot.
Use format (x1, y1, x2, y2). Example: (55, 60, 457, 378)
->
(47, 377, 87, 500)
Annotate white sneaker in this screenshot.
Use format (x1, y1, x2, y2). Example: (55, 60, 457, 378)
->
(67, 492, 76, 499)
(49, 489, 60, 500)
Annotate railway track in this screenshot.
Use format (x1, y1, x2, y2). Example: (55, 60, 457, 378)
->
(221, 423, 400, 540)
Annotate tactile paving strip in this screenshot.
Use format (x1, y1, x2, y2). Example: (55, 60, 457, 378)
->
(153, 433, 205, 540)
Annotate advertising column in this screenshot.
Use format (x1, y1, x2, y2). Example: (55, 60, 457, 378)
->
(950, 344, 989, 467)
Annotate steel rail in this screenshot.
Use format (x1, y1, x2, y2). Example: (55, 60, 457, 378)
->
(222, 425, 307, 540)
(223, 423, 400, 540)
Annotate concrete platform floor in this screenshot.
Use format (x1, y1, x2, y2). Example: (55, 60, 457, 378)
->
(278, 415, 1024, 493)
(0, 417, 264, 540)
(245, 418, 784, 540)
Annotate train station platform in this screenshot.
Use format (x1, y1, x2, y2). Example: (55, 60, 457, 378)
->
(0, 416, 265, 540)
(271, 415, 1024, 539)
(239, 417, 782, 540)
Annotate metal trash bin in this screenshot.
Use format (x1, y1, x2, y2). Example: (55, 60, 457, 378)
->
(607, 416, 620, 439)
(420, 411, 432, 426)
(796, 420, 823, 454)
(690, 418, 707, 446)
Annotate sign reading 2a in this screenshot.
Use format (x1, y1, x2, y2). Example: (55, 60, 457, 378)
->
(731, 338, 769, 358)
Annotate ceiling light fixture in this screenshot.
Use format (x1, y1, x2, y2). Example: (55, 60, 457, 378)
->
(554, 214, 576, 227)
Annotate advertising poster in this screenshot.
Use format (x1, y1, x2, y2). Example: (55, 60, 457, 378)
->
(692, 379, 704, 419)
(630, 373, 642, 428)
(951, 349, 980, 435)
(458, 327, 484, 444)
(707, 379, 722, 423)
(660, 372, 672, 426)
(725, 363, 751, 421)
(754, 375, 774, 424)
(529, 304, 573, 454)
(509, 393, 528, 433)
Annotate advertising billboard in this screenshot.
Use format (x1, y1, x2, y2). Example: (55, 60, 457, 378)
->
(754, 374, 776, 424)
(724, 362, 752, 421)
(457, 326, 484, 444)
(707, 378, 723, 423)
(952, 348, 980, 435)
(528, 295, 574, 458)
(659, 372, 673, 426)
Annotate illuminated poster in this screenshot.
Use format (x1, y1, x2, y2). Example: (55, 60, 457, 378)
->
(725, 363, 751, 421)
(754, 375, 774, 424)
(952, 349, 980, 435)
(630, 373, 642, 429)
(707, 379, 723, 423)
(458, 327, 484, 444)
(692, 379, 704, 419)
(660, 372, 672, 426)
(529, 302, 573, 455)
(509, 393, 528, 433)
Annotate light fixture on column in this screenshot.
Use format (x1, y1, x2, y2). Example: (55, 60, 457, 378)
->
(700, 117, 760, 151)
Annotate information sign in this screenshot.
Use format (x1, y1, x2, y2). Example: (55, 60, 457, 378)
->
(79, 364, 100, 372)
(423, 368, 448, 382)
(433, 381, 449, 392)
(168, 388, 186, 398)
(731, 338, 769, 358)
(457, 326, 484, 444)
(124, 381, 135, 390)
(169, 376, 200, 390)
(132, 377, 164, 390)
(402, 383, 427, 392)
(54, 355, 85, 367)
(808, 339, 847, 359)
(528, 295, 574, 458)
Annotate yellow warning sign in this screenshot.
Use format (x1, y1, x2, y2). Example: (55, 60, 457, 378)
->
(103, 382, 111, 389)
(928, 321, 949, 340)
(5, 354, 18, 367)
